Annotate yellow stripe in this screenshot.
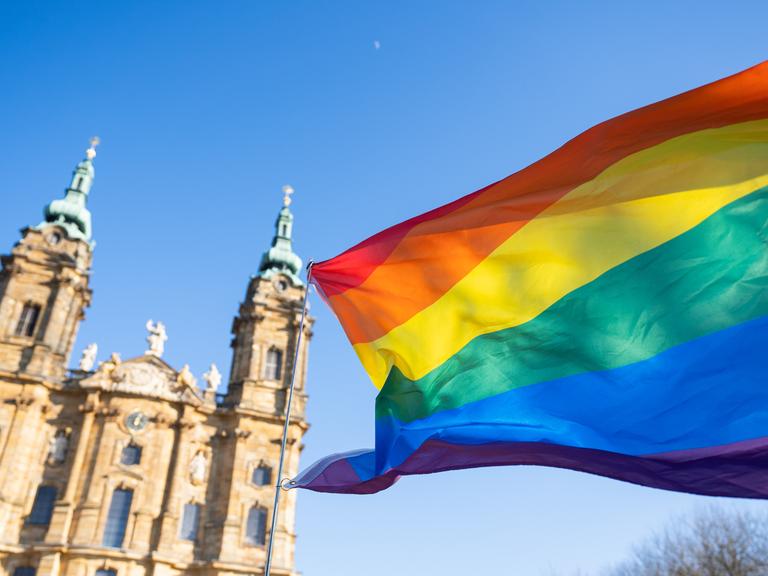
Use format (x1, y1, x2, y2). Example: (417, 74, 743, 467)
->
(354, 119, 768, 388)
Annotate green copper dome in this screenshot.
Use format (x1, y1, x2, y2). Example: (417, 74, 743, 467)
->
(259, 187, 304, 286)
(36, 139, 98, 242)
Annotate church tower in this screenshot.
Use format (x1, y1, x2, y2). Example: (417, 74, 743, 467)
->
(0, 139, 98, 559)
(0, 138, 96, 382)
(227, 185, 310, 412)
(214, 185, 313, 570)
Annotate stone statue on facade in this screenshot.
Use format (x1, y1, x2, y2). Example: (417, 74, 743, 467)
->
(202, 363, 221, 391)
(145, 320, 168, 357)
(98, 352, 122, 377)
(48, 429, 70, 465)
(177, 364, 196, 390)
(79, 343, 98, 371)
(189, 450, 207, 485)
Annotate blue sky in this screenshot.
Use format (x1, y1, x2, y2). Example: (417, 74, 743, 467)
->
(2, 1, 767, 574)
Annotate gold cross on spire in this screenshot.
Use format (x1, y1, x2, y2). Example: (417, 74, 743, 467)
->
(282, 184, 294, 207)
(86, 136, 100, 160)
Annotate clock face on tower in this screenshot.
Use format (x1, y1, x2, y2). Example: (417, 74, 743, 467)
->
(125, 411, 148, 432)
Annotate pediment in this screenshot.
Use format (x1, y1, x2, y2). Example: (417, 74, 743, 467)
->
(80, 354, 202, 405)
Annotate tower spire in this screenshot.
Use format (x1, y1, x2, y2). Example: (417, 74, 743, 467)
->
(36, 137, 99, 242)
(258, 185, 303, 285)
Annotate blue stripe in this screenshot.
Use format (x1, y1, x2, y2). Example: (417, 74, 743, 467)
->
(374, 315, 768, 474)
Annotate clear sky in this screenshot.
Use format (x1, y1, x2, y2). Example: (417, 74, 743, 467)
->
(2, 1, 767, 574)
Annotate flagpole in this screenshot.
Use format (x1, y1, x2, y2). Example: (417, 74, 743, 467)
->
(264, 260, 314, 576)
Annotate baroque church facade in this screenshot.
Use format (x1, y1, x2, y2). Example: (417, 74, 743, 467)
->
(0, 142, 313, 576)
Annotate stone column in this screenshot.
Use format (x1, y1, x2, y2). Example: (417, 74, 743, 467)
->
(0, 391, 49, 542)
(127, 413, 176, 555)
(154, 414, 194, 555)
(45, 394, 98, 545)
(70, 407, 119, 546)
(216, 426, 252, 564)
(35, 552, 61, 576)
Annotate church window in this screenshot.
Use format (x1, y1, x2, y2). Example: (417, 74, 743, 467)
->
(102, 488, 133, 548)
(27, 485, 56, 525)
(95, 571, 116, 576)
(120, 443, 142, 466)
(75, 177, 83, 190)
(13, 568, 36, 576)
(264, 348, 283, 380)
(180, 503, 201, 541)
(245, 506, 268, 546)
(251, 464, 272, 486)
(15, 303, 41, 337)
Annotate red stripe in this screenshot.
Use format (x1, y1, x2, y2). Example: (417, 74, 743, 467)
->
(313, 60, 768, 308)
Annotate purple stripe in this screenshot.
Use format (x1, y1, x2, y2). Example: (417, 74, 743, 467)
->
(649, 436, 768, 460)
(293, 438, 768, 497)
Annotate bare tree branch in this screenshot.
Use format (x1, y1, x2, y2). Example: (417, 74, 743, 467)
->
(605, 507, 768, 576)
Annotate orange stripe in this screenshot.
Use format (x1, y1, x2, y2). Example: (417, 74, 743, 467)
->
(314, 61, 768, 345)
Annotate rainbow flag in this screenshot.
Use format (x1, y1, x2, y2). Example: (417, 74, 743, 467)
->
(295, 62, 768, 497)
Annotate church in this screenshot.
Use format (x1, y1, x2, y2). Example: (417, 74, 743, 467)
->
(0, 140, 313, 576)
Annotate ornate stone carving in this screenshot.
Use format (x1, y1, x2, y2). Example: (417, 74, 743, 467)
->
(145, 319, 168, 357)
(115, 363, 177, 400)
(79, 343, 98, 371)
(78, 401, 96, 413)
(85, 359, 195, 403)
(10, 395, 35, 408)
(151, 412, 174, 427)
(174, 419, 196, 430)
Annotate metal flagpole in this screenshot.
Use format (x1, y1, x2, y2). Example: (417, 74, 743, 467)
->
(264, 260, 314, 576)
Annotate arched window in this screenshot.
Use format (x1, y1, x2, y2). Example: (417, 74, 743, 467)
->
(27, 485, 56, 525)
(13, 567, 36, 576)
(264, 348, 283, 381)
(120, 443, 142, 466)
(251, 464, 272, 487)
(15, 303, 41, 337)
(245, 506, 268, 546)
(95, 571, 116, 576)
(103, 488, 133, 548)
(180, 503, 201, 541)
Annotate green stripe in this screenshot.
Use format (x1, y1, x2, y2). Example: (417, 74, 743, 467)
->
(377, 187, 768, 423)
